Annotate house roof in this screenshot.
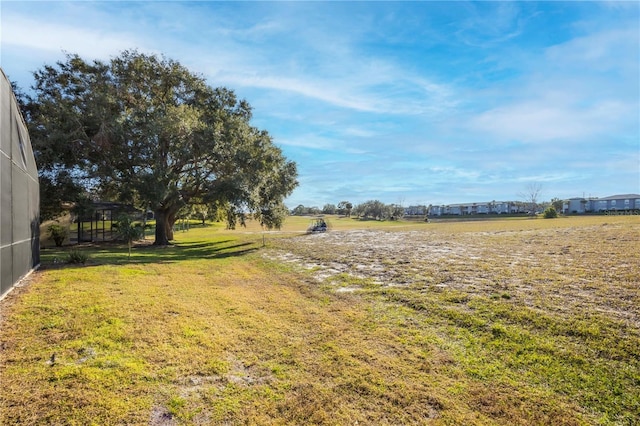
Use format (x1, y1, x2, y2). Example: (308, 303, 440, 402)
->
(440, 201, 512, 208)
(567, 194, 639, 201)
(597, 194, 640, 200)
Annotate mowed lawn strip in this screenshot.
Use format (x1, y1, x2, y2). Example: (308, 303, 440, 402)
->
(1, 232, 467, 424)
(1, 216, 639, 425)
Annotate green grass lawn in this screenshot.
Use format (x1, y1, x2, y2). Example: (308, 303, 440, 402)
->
(1, 215, 638, 424)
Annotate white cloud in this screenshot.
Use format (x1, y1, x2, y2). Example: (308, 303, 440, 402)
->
(468, 100, 631, 143)
(215, 72, 384, 113)
(454, 1, 527, 47)
(465, 22, 638, 145)
(207, 47, 458, 116)
(342, 127, 378, 138)
(2, 15, 142, 60)
(545, 26, 639, 74)
(278, 133, 339, 150)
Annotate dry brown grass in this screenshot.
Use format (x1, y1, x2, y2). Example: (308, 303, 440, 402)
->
(268, 215, 640, 424)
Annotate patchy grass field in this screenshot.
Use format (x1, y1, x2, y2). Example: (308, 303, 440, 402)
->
(1, 215, 638, 425)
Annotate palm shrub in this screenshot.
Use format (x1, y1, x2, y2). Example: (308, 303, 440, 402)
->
(47, 224, 68, 247)
(115, 215, 144, 259)
(67, 249, 90, 264)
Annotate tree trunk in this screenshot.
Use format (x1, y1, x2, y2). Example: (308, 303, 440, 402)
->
(167, 211, 177, 241)
(153, 209, 171, 246)
(153, 203, 181, 245)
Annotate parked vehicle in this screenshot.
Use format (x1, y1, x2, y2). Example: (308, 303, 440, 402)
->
(307, 217, 328, 233)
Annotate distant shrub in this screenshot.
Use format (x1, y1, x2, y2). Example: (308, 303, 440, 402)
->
(67, 249, 89, 264)
(47, 224, 68, 247)
(543, 207, 558, 219)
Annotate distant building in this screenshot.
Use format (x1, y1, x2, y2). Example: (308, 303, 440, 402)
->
(563, 194, 640, 214)
(427, 194, 640, 217)
(429, 201, 526, 216)
(1, 68, 40, 299)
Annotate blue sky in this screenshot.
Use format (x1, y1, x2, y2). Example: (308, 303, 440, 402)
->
(1, 1, 638, 208)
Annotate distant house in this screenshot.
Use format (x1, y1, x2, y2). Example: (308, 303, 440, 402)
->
(493, 202, 512, 214)
(564, 198, 588, 214)
(1, 68, 40, 299)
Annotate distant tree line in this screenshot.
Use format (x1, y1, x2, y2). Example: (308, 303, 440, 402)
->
(291, 200, 407, 221)
(292, 196, 567, 220)
(291, 201, 353, 217)
(291, 186, 567, 222)
(353, 200, 406, 221)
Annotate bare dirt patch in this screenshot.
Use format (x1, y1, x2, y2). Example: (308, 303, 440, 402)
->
(268, 222, 640, 327)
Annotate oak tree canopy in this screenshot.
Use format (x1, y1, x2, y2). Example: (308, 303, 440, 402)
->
(24, 50, 298, 245)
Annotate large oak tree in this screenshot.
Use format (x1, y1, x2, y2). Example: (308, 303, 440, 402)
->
(24, 51, 297, 245)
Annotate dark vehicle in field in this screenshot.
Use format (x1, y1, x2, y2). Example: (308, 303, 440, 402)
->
(307, 217, 328, 233)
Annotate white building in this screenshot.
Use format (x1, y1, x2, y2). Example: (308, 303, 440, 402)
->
(429, 201, 525, 216)
(427, 194, 639, 217)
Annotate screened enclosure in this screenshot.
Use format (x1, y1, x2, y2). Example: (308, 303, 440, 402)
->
(1, 68, 40, 299)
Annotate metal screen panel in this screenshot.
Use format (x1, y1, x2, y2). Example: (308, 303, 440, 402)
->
(0, 71, 11, 154)
(0, 68, 40, 299)
(0, 246, 11, 295)
(12, 164, 30, 241)
(0, 155, 10, 247)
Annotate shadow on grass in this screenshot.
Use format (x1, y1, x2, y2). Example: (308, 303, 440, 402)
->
(39, 238, 260, 270)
